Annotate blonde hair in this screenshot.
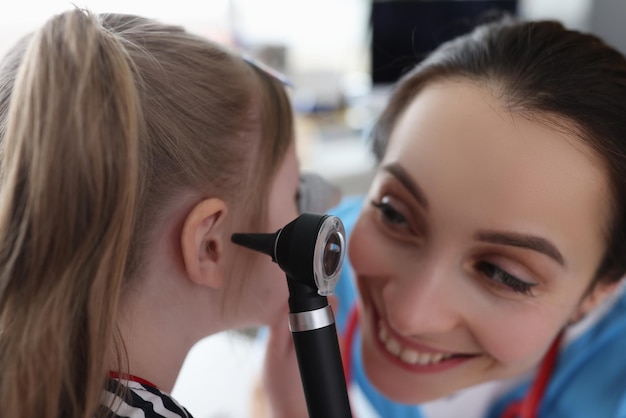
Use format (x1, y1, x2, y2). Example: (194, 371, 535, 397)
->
(0, 9, 293, 418)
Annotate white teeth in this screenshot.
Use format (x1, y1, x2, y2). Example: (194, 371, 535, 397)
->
(377, 320, 454, 366)
(385, 338, 402, 356)
(399, 349, 419, 365)
(378, 324, 388, 342)
(417, 353, 429, 365)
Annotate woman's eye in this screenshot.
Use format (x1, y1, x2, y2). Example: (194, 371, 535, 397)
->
(371, 196, 408, 227)
(476, 261, 537, 296)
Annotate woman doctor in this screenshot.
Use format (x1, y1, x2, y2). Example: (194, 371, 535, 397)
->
(261, 16, 626, 418)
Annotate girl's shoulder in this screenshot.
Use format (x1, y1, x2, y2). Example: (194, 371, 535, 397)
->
(100, 378, 194, 418)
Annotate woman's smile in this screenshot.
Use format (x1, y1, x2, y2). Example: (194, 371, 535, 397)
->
(376, 318, 480, 371)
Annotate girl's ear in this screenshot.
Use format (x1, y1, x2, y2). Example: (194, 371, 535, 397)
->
(569, 280, 622, 324)
(180, 198, 228, 289)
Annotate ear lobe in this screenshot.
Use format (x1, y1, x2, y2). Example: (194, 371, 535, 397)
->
(181, 198, 228, 289)
(569, 280, 622, 324)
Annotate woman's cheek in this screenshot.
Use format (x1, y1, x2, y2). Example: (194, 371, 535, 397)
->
(472, 303, 563, 367)
(348, 217, 391, 276)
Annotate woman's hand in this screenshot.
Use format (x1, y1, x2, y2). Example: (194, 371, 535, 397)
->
(250, 302, 308, 418)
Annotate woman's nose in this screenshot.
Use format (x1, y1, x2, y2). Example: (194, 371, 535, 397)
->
(383, 260, 464, 337)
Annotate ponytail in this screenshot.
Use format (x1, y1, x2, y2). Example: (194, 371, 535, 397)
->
(0, 9, 141, 418)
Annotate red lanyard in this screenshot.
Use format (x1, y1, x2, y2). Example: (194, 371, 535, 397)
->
(341, 303, 360, 386)
(341, 303, 562, 418)
(501, 331, 563, 418)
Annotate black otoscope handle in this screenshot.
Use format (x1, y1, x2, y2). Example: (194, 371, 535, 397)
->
(289, 302, 352, 418)
(232, 213, 351, 417)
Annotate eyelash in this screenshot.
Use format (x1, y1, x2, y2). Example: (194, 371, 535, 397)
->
(476, 261, 536, 296)
(371, 197, 408, 227)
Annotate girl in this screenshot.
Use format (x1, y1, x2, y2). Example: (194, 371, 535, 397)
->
(0, 9, 299, 418)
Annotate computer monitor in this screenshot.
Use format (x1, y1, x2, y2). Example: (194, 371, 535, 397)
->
(370, 0, 518, 85)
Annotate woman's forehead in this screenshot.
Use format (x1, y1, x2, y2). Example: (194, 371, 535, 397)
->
(385, 80, 607, 189)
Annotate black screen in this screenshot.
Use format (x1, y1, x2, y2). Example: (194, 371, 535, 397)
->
(370, 0, 518, 85)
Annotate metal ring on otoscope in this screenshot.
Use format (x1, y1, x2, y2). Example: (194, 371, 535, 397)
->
(288, 305, 335, 332)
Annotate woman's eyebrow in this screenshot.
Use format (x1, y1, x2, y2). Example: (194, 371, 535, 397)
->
(382, 162, 429, 211)
(380, 163, 565, 266)
(475, 230, 566, 267)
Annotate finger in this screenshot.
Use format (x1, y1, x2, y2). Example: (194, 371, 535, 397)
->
(328, 294, 340, 313)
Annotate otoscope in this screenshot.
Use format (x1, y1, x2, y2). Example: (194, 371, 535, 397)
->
(232, 213, 353, 418)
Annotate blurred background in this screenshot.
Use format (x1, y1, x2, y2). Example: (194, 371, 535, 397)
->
(4, 0, 623, 199)
(1, 1, 624, 416)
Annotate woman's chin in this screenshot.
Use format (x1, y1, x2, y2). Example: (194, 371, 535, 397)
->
(365, 370, 446, 404)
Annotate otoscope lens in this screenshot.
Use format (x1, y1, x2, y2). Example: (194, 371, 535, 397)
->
(313, 215, 345, 296)
(323, 232, 342, 276)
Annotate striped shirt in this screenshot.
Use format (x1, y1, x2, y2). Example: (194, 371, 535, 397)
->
(99, 377, 194, 418)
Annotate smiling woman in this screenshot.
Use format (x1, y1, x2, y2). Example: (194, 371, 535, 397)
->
(260, 15, 626, 418)
(352, 78, 611, 403)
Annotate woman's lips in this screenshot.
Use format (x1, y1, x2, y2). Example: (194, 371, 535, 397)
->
(378, 320, 454, 365)
(374, 317, 480, 372)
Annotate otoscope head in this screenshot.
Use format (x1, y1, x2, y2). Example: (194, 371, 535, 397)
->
(231, 213, 345, 297)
